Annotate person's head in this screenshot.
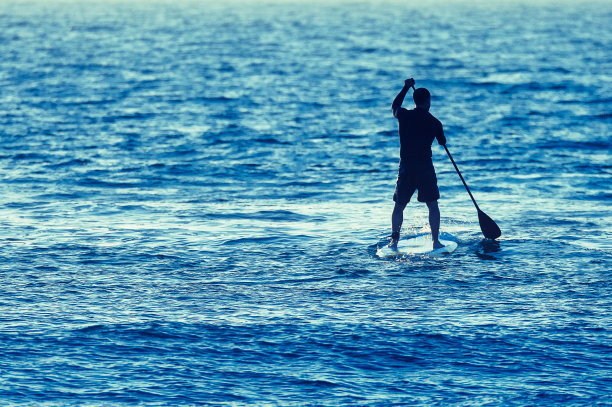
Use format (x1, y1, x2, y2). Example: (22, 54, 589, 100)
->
(413, 88, 431, 110)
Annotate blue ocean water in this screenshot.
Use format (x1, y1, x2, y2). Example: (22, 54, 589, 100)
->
(0, 0, 610, 404)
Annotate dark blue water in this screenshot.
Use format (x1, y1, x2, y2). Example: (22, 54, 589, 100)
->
(1, 0, 611, 405)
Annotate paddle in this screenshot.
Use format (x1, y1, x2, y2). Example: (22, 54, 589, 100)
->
(443, 145, 502, 240)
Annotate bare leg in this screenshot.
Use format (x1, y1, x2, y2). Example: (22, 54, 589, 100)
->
(426, 201, 444, 249)
(390, 202, 407, 248)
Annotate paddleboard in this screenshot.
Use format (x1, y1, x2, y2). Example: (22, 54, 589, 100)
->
(376, 232, 458, 258)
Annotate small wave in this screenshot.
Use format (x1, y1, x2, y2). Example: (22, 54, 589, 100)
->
(290, 378, 340, 388)
(76, 178, 143, 188)
(47, 158, 91, 168)
(585, 97, 612, 105)
(252, 210, 311, 221)
(537, 140, 609, 150)
(74, 322, 201, 341)
(69, 24, 118, 33)
(190, 95, 237, 103)
(11, 152, 49, 161)
(33, 192, 83, 200)
(63, 98, 115, 106)
(592, 112, 612, 120)
(205, 210, 318, 222)
(102, 112, 156, 123)
(254, 137, 290, 145)
(222, 235, 286, 246)
(574, 192, 612, 201)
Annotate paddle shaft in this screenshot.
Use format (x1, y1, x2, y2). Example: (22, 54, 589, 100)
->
(443, 145, 480, 210)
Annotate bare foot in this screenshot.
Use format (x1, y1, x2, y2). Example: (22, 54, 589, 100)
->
(389, 238, 399, 250)
(433, 240, 445, 250)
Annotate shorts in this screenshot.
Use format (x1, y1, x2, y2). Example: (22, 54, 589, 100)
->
(393, 158, 440, 204)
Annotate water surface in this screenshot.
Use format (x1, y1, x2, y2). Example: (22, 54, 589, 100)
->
(0, 0, 610, 405)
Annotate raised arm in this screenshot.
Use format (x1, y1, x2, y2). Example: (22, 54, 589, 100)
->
(392, 78, 415, 118)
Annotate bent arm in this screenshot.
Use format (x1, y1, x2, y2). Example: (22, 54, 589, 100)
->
(392, 79, 414, 118)
(392, 84, 410, 118)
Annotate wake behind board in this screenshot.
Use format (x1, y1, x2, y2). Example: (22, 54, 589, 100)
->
(377, 232, 458, 258)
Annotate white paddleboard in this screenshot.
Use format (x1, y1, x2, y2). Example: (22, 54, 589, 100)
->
(377, 232, 458, 258)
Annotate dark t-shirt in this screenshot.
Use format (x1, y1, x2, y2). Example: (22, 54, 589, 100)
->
(395, 107, 446, 162)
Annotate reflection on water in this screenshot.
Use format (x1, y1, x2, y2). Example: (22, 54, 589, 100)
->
(475, 239, 502, 260)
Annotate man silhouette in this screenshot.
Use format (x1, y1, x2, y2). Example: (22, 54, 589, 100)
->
(390, 78, 447, 250)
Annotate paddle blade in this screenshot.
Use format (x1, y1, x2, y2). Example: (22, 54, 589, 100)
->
(477, 209, 502, 240)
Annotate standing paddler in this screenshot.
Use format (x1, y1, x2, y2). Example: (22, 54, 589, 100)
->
(390, 78, 447, 250)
